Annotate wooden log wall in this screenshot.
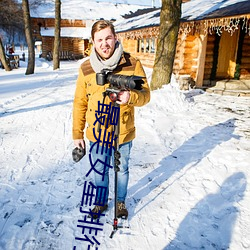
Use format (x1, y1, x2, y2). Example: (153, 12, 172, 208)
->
(120, 31, 200, 77)
(32, 18, 86, 29)
(134, 53, 156, 68)
(173, 34, 185, 75)
(41, 37, 53, 58)
(183, 35, 198, 79)
(173, 34, 199, 80)
(41, 37, 86, 58)
(120, 39, 137, 54)
(72, 38, 87, 56)
(120, 38, 156, 68)
(61, 38, 74, 52)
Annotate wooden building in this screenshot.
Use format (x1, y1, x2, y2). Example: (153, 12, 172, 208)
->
(31, 18, 92, 60)
(115, 0, 250, 88)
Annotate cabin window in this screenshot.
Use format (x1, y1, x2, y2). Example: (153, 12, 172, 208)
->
(150, 38, 155, 53)
(137, 38, 156, 54)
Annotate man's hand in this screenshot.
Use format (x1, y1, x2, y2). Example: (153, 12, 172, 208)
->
(72, 139, 86, 162)
(74, 139, 85, 149)
(116, 90, 130, 105)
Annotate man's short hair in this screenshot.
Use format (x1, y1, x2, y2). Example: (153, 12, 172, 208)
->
(91, 20, 116, 40)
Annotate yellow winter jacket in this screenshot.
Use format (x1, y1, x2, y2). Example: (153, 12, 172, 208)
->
(72, 52, 150, 145)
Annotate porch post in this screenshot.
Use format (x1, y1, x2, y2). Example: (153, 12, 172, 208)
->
(195, 32, 207, 88)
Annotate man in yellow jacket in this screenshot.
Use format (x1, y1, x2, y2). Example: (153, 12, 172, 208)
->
(73, 20, 150, 219)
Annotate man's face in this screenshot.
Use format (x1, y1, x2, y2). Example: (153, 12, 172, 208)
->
(93, 27, 117, 60)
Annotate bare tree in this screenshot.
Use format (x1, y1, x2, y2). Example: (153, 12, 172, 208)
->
(0, 0, 24, 38)
(22, 0, 35, 75)
(0, 0, 23, 71)
(53, 0, 61, 70)
(0, 37, 11, 71)
(151, 0, 182, 90)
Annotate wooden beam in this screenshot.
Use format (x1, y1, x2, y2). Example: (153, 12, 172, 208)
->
(195, 32, 207, 87)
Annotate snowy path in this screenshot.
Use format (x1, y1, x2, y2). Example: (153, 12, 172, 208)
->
(0, 59, 250, 250)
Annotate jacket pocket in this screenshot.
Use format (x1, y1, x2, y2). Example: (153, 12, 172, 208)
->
(120, 106, 135, 134)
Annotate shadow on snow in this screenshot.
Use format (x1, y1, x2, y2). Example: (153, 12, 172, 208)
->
(0, 100, 73, 117)
(128, 118, 239, 213)
(164, 172, 247, 249)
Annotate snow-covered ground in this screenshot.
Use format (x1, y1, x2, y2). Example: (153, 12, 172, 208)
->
(0, 50, 250, 250)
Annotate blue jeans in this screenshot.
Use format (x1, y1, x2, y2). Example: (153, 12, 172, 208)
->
(89, 140, 132, 205)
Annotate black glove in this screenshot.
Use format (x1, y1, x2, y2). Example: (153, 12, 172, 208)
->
(72, 146, 86, 162)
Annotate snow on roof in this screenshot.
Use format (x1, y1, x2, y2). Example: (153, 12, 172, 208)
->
(30, 0, 151, 20)
(114, 8, 160, 32)
(114, 0, 250, 32)
(182, 0, 250, 21)
(40, 27, 92, 39)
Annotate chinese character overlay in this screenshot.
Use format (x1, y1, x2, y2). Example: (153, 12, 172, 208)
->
(74, 101, 120, 249)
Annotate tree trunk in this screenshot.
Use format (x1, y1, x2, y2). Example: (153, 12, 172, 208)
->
(151, 0, 182, 90)
(53, 0, 61, 70)
(0, 37, 11, 71)
(22, 0, 35, 75)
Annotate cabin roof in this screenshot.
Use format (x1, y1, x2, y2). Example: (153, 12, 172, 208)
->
(115, 0, 250, 32)
(115, 8, 160, 33)
(182, 0, 250, 21)
(40, 27, 91, 39)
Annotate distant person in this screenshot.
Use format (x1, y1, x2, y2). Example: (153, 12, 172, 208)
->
(8, 46, 14, 54)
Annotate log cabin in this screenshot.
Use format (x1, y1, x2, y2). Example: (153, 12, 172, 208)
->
(115, 0, 250, 93)
(31, 18, 92, 60)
